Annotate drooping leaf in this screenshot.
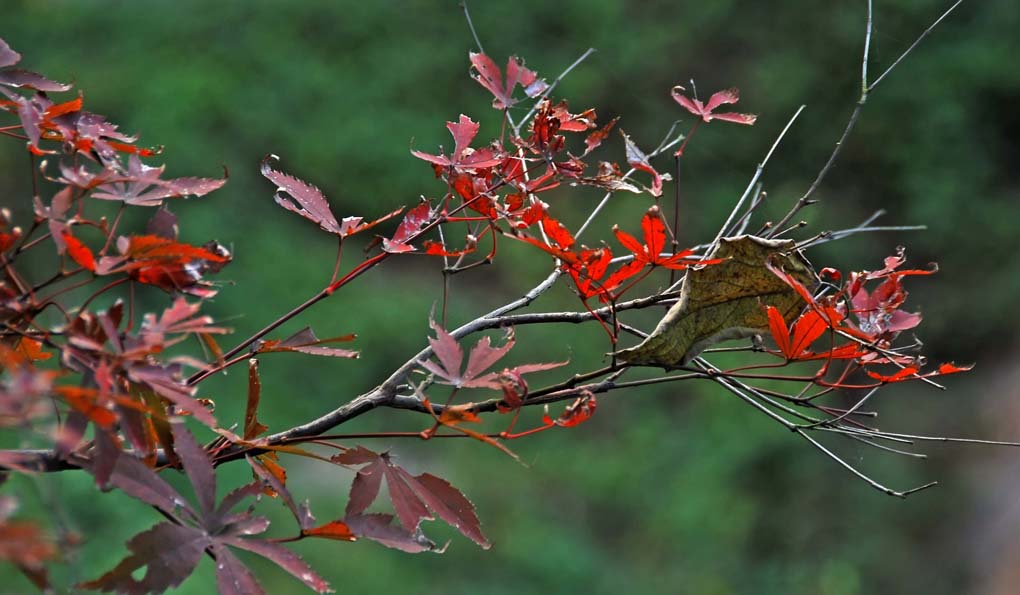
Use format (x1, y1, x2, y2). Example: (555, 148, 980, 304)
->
(343, 514, 436, 553)
(382, 201, 434, 253)
(260, 155, 340, 234)
(213, 547, 265, 595)
(244, 359, 268, 439)
(617, 235, 818, 367)
(170, 421, 216, 520)
(584, 116, 619, 155)
(217, 534, 330, 593)
(258, 327, 358, 359)
(620, 130, 664, 197)
(409, 473, 489, 548)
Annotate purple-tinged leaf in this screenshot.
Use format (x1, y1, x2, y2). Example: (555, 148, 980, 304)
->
(79, 522, 209, 594)
(258, 327, 358, 359)
(260, 155, 340, 234)
(216, 481, 265, 520)
(171, 422, 217, 521)
(383, 463, 432, 532)
(0, 38, 20, 69)
(213, 546, 266, 595)
(343, 456, 385, 518)
(419, 317, 464, 385)
(461, 332, 514, 384)
(220, 535, 332, 593)
(145, 208, 179, 239)
(103, 454, 193, 519)
(410, 473, 489, 549)
(344, 513, 437, 553)
(249, 456, 315, 530)
(0, 69, 70, 92)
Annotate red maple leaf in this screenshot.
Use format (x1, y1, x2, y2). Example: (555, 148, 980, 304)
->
(468, 52, 548, 110)
(612, 206, 715, 270)
(382, 200, 435, 253)
(332, 446, 489, 550)
(411, 114, 503, 172)
(671, 86, 757, 126)
(419, 320, 565, 389)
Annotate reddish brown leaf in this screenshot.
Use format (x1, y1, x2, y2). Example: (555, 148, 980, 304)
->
(244, 359, 268, 439)
(213, 547, 264, 595)
(672, 85, 757, 128)
(260, 154, 340, 234)
(171, 422, 217, 519)
(468, 52, 548, 110)
(620, 131, 664, 197)
(438, 403, 482, 426)
(410, 473, 489, 549)
(218, 534, 330, 593)
(344, 513, 436, 553)
(543, 394, 597, 428)
(411, 114, 502, 171)
(584, 116, 619, 155)
(258, 326, 358, 359)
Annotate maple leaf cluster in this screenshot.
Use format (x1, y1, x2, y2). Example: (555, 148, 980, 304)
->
(763, 249, 970, 386)
(0, 22, 979, 595)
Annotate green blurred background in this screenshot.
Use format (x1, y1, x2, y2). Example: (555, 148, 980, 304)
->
(3, 0, 1020, 593)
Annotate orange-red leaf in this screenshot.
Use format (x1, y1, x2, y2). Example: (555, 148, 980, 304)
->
(301, 521, 356, 542)
(61, 230, 96, 272)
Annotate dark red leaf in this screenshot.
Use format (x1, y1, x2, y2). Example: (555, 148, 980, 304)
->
(244, 359, 268, 439)
(468, 52, 547, 110)
(171, 422, 217, 520)
(584, 116, 619, 155)
(101, 454, 192, 516)
(219, 535, 330, 593)
(410, 473, 489, 548)
(213, 546, 265, 595)
(260, 155, 340, 234)
(382, 200, 434, 253)
(411, 114, 502, 171)
(78, 522, 209, 594)
(344, 513, 436, 553)
(258, 327, 358, 359)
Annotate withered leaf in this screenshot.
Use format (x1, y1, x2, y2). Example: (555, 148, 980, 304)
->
(617, 235, 817, 368)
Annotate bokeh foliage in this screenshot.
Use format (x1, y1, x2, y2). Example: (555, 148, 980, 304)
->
(2, 0, 1019, 593)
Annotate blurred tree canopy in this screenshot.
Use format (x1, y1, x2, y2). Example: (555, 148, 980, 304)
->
(1, 0, 1018, 593)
